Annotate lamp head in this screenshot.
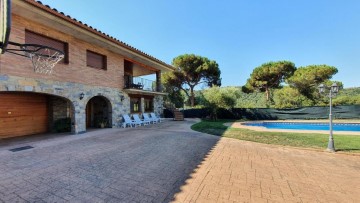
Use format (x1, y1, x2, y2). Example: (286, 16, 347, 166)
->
(331, 83, 339, 93)
(318, 84, 325, 94)
(79, 92, 85, 100)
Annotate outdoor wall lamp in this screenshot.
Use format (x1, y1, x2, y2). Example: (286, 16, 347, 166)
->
(79, 92, 85, 100)
(120, 95, 125, 102)
(318, 83, 339, 152)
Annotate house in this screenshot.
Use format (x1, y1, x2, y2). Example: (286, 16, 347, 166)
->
(0, 0, 174, 138)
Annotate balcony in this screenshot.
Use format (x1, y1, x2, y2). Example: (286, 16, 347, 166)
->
(124, 76, 163, 93)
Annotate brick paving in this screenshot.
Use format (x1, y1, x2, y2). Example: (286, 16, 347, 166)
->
(0, 119, 219, 202)
(172, 138, 360, 203)
(0, 119, 359, 203)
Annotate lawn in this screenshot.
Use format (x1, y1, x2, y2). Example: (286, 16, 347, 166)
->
(191, 119, 360, 153)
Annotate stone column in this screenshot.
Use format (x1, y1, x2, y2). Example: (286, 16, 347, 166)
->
(140, 97, 145, 113)
(72, 100, 86, 134)
(154, 95, 164, 116)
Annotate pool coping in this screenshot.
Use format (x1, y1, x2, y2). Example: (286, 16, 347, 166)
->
(224, 120, 360, 135)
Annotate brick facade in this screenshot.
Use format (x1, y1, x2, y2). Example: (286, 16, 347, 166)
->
(0, 1, 170, 137)
(1, 15, 124, 88)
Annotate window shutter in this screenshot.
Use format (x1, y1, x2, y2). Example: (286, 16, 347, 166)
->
(86, 50, 106, 70)
(25, 30, 68, 63)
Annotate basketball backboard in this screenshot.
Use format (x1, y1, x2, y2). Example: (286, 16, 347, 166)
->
(0, 0, 11, 54)
(0, 0, 63, 74)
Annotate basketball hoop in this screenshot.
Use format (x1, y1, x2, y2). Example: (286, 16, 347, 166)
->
(6, 41, 64, 74)
(1, 0, 63, 74)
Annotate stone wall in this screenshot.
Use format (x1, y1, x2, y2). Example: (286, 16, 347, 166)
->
(0, 74, 129, 134)
(154, 95, 164, 116)
(51, 97, 71, 121)
(49, 96, 72, 131)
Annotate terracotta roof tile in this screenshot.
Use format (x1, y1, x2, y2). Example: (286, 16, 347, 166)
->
(23, 0, 174, 70)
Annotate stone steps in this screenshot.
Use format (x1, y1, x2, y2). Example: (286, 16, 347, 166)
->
(173, 109, 184, 121)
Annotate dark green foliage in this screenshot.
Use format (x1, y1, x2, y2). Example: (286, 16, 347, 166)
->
(273, 87, 314, 108)
(333, 88, 360, 106)
(162, 54, 221, 107)
(244, 61, 296, 101)
(182, 105, 360, 120)
(236, 90, 267, 108)
(196, 85, 359, 109)
(54, 118, 71, 132)
(163, 83, 185, 108)
(201, 86, 237, 120)
(287, 65, 338, 101)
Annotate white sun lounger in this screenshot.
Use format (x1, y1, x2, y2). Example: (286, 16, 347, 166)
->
(132, 114, 150, 126)
(143, 113, 157, 124)
(150, 113, 164, 123)
(122, 114, 136, 128)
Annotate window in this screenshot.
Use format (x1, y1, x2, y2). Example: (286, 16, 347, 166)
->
(144, 98, 153, 112)
(86, 50, 107, 70)
(25, 30, 69, 63)
(130, 97, 140, 113)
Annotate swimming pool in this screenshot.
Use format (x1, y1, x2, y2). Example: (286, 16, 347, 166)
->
(243, 122, 360, 132)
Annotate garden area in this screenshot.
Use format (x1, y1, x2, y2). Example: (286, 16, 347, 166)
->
(162, 55, 360, 153)
(191, 119, 360, 153)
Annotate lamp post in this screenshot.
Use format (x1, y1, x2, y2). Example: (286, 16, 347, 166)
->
(318, 83, 339, 152)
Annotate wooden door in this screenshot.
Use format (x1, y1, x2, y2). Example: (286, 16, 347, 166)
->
(0, 92, 48, 138)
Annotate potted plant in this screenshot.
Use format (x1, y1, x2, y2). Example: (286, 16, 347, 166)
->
(98, 118, 108, 128)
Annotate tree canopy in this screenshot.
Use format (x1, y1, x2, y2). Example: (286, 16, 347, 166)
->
(273, 87, 313, 108)
(287, 65, 338, 100)
(201, 86, 238, 120)
(163, 54, 221, 107)
(243, 61, 296, 101)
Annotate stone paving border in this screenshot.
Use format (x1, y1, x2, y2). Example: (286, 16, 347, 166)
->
(224, 120, 360, 135)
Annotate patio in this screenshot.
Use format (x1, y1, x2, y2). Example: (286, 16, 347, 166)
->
(0, 119, 359, 202)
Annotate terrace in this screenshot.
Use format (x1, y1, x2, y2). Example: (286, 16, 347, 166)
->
(123, 60, 164, 94)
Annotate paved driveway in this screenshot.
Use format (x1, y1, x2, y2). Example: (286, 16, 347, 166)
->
(0, 119, 359, 203)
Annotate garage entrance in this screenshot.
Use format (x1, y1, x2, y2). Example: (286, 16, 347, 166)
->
(0, 92, 49, 138)
(0, 92, 74, 138)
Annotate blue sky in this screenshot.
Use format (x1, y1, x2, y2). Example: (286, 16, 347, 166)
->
(39, 0, 360, 88)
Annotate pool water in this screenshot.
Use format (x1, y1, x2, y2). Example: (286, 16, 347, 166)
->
(243, 122, 360, 132)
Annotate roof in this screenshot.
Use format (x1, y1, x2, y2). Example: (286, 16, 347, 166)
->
(22, 0, 174, 71)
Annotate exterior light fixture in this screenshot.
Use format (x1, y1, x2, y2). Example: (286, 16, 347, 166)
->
(318, 84, 325, 94)
(318, 83, 339, 152)
(79, 92, 85, 100)
(120, 95, 125, 102)
(331, 83, 339, 93)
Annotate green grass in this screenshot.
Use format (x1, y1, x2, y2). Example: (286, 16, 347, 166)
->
(191, 119, 360, 153)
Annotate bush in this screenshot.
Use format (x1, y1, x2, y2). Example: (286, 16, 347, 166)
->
(54, 117, 71, 132)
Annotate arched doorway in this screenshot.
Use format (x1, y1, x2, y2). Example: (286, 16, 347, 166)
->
(86, 96, 112, 129)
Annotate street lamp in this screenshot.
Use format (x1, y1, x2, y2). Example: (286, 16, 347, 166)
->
(318, 83, 339, 152)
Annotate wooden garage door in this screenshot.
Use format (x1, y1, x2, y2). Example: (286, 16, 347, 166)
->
(0, 92, 48, 138)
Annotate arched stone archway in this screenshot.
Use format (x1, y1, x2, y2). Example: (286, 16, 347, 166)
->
(49, 95, 75, 133)
(85, 96, 112, 129)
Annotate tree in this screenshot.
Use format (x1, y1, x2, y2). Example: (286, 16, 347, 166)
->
(243, 61, 296, 101)
(287, 65, 338, 101)
(163, 54, 221, 107)
(201, 86, 238, 120)
(162, 85, 185, 108)
(273, 87, 314, 108)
